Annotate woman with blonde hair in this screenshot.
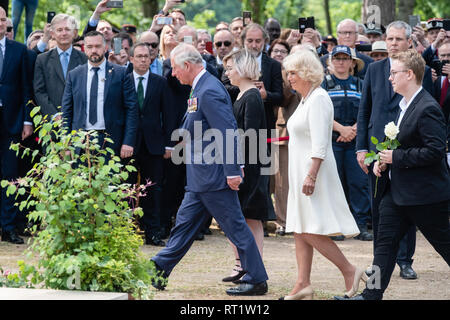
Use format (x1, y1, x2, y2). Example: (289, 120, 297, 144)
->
(160, 24, 178, 60)
(221, 49, 273, 283)
(280, 49, 366, 300)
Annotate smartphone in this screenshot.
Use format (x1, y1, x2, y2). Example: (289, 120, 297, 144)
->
(157, 17, 173, 25)
(178, 0, 185, 2)
(408, 15, 421, 28)
(356, 44, 372, 52)
(306, 16, 315, 30)
(205, 41, 213, 55)
(443, 19, 450, 31)
(113, 37, 122, 55)
(6, 26, 12, 32)
(106, 0, 123, 8)
(243, 11, 252, 27)
(298, 17, 307, 33)
(183, 36, 193, 45)
(47, 11, 56, 24)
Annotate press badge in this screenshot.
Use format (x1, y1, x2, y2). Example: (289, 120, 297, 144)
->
(187, 97, 198, 113)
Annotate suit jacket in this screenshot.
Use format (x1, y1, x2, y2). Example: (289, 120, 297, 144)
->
(34, 47, 87, 117)
(129, 72, 176, 155)
(0, 38, 31, 136)
(433, 76, 450, 122)
(389, 88, 450, 206)
(222, 52, 283, 130)
(181, 71, 241, 193)
(356, 58, 434, 153)
(61, 61, 138, 153)
(422, 45, 438, 67)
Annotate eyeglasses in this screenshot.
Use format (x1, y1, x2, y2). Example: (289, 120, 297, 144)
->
(337, 31, 356, 37)
(332, 57, 352, 62)
(144, 42, 159, 49)
(272, 49, 288, 55)
(215, 41, 232, 47)
(389, 69, 409, 77)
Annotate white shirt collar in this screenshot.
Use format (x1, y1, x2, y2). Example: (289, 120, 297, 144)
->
(399, 86, 423, 112)
(0, 36, 6, 48)
(133, 69, 149, 81)
(216, 55, 223, 65)
(88, 58, 106, 72)
(192, 68, 207, 91)
(256, 53, 262, 71)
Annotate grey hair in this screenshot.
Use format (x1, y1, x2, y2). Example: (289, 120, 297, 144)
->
(50, 13, 78, 31)
(241, 23, 270, 45)
(197, 29, 211, 40)
(222, 48, 260, 81)
(177, 25, 198, 43)
(170, 43, 203, 67)
(337, 19, 358, 32)
(386, 21, 412, 39)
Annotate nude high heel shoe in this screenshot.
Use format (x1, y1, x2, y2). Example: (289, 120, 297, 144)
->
(345, 268, 368, 298)
(279, 286, 314, 300)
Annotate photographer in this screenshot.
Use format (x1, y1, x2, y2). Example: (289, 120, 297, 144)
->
(432, 41, 450, 121)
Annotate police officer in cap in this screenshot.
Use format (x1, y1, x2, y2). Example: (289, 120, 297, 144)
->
(322, 45, 372, 241)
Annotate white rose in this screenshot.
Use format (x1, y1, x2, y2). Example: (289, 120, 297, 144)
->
(384, 121, 399, 140)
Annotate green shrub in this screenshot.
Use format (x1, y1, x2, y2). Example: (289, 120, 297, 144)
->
(1, 106, 164, 299)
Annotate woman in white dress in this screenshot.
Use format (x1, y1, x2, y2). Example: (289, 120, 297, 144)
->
(280, 49, 367, 300)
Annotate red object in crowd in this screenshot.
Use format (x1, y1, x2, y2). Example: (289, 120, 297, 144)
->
(267, 136, 289, 143)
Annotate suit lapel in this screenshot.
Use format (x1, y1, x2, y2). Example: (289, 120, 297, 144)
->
(1, 39, 12, 81)
(48, 49, 65, 83)
(104, 62, 113, 104)
(384, 59, 396, 101)
(398, 89, 424, 132)
(143, 74, 153, 109)
(67, 49, 81, 74)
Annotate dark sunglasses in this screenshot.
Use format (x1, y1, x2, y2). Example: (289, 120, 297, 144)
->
(144, 42, 159, 49)
(6, 26, 12, 32)
(215, 41, 231, 47)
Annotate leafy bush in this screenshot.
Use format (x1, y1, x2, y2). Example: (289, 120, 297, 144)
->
(1, 106, 164, 299)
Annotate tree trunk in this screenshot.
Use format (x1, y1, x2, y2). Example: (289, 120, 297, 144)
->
(397, 0, 415, 23)
(242, 0, 267, 25)
(324, 0, 332, 35)
(362, 0, 396, 28)
(142, 0, 160, 18)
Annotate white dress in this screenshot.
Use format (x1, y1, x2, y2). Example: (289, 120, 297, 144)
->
(285, 87, 359, 237)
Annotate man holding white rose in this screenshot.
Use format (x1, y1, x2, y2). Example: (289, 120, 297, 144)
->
(337, 49, 450, 300)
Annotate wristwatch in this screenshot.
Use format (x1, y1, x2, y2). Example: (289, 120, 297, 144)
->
(158, 9, 169, 16)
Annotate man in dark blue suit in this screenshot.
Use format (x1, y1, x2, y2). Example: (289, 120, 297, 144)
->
(127, 42, 176, 247)
(356, 21, 434, 280)
(0, 7, 33, 244)
(61, 31, 138, 158)
(151, 43, 268, 296)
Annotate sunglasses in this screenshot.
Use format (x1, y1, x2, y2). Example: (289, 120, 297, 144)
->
(144, 42, 159, 49)
(215, 41, 232, 47)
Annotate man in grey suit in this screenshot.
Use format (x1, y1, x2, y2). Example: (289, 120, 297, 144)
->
(34, 14, 87, 120)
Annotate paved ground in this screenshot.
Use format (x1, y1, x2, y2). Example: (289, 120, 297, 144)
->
(1, 222, 448, 300)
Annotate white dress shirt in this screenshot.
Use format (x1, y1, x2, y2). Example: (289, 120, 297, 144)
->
(85, 59, 106, 130)
(133, 70, 149, 98)
(397, 86, 423, 127)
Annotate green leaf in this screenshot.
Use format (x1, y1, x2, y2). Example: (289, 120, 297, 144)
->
(33, 115, 43, 127)
(1, 180, 9, 188)
(7, 184, 17, 196)
(30, 106, 40, 118)
(376, 143, 386, 152)
(371, 136, 379, 145)
(105, 199, 116, 213)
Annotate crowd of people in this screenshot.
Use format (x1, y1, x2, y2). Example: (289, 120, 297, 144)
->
(0, 0, 449, 299)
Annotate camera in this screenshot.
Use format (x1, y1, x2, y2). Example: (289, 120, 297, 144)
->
(243, 11, 252, 27)
(106, 0, 123, 8)
(432, 59, 449, 77)
(157, 17, 173, 25)
(47, 11, 56, 24)
(298, 17, 315, 33)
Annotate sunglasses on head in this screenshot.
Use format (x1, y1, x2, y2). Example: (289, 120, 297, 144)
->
(144, 42, 159, 49)
(215, 41, 231, 47)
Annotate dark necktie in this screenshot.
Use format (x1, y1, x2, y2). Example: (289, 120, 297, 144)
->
(89, 67, 100, 126)
(440, 77, 449, 107)
(137, 77, 144, 111)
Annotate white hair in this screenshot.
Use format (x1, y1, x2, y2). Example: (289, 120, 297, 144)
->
(337, 19, 358, 32)
(170, 43, 203, 68)
(386, 21, 412, 39)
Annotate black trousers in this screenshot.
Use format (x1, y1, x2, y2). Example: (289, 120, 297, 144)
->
(369, 171, 416, 267)
(362, 186, 450, 300)
(130, 142, 164, 239)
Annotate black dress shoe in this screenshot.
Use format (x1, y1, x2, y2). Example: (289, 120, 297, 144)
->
(330, 235, 345, 241)
(146, 235, 166, 247)
(222, 270, 247, 283)
(195, 232, 205, 241)
(1, 230, 24, 244)
(399, 265, 417, 280)
(334, 294, 366, 300)
(226, 281, 268, 296)
(150, 260, 168, 291)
